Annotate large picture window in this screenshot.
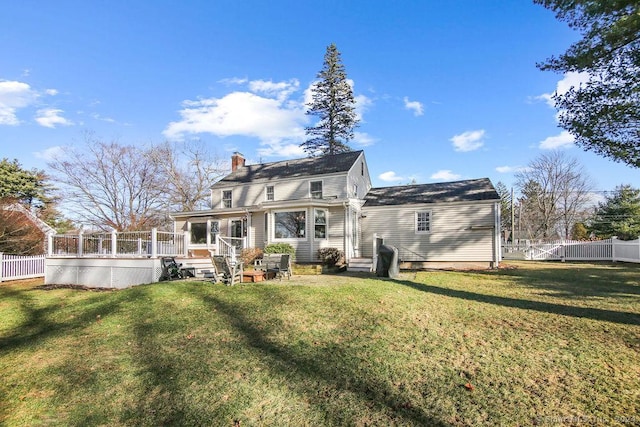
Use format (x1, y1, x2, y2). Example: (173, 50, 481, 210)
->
(191, 223, 207, 244)
(314, 209, 327, 239)
(310, 181, 323, 199)
(274, 210, 306, 239)
(222, 190, 232, 208)
(416, 211, 431, 233)
(191, 220, 219, 244)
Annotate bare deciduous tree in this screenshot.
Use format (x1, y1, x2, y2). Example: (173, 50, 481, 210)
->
(48, 136, 226, 231)
(148, 141, 226, 212)
(49, 137, 166, 231)
(515, 151, 594, 240)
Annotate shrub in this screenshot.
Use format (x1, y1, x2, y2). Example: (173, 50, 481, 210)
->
(317, 247, 344, 266)
(263, 243, 295, 255)
(240, 247, 263, 265)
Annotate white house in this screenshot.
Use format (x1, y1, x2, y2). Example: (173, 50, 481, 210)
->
(171, 150, 501, 269)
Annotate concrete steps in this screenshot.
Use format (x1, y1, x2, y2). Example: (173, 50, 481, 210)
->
(347, 257, 373, 273)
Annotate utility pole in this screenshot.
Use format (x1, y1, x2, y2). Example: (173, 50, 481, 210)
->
(511, 187, 515, 243)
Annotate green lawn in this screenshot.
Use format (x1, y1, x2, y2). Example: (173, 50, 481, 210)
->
(1, 261, 639, 426)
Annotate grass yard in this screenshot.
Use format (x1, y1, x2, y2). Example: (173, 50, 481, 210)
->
(1, 261, 639, 426)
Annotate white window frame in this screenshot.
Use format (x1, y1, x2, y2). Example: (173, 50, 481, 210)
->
(309, 180, 323, 199)
(313, 208, 328, 240)
(222, 190, 232, 208)
(189, 219, 220, 245)
(273, 209, 307, 240)
(265, 185, 275, 201)
(415, 211, 431, 234)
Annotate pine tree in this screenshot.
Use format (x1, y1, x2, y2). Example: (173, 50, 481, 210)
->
(535, 0, 640, 167)
(302, 44, 359, 156)
(589, 185, 640, 240)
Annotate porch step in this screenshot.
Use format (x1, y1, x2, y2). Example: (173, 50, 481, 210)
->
(347, 257, 373, 273)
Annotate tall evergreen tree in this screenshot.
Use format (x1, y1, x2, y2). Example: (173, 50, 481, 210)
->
(535, 0, 640, 167)
(302, 43, 359, 156)
(589, 185, 640, 240)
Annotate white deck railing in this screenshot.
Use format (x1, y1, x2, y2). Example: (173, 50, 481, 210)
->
(48, 229, 187, 258)
(217, 236, 240, 263)
(0, 253, 46, 282)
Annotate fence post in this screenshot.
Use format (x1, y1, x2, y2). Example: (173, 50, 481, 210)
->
(0, 252, 3, 282)
(78, 232, 84, 257)
(151, 228, 158, 258)
(612, 236, 617, 262)
(111, 230, 117, 258)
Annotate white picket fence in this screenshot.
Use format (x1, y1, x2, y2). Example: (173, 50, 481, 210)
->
(0, 253, 46, 282)
(517, 238, 640, 263)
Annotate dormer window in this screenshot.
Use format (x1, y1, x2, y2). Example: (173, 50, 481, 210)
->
(310, 181, 323, 199)
(222, 190, 232, 208)
(266, 185, 274, 201)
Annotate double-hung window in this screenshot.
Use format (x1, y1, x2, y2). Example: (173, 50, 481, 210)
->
(266, 185, 274, 201)
(416, 211, 431, 233)
(314, 209, 327, 239)
(222, 190, 232, 208)
(310, 181, 323, 199)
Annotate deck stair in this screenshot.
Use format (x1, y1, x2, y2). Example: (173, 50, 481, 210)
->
(177, 257, 217, 278)
(347, 257, 373, 273)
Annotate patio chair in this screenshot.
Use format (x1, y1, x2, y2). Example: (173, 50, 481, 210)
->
(268, 253, 291, 280)
(213, 255, 243, 285)
(159, 257, 184, 281)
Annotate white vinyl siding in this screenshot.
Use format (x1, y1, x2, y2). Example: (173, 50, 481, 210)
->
(211, 174, 350, 208)
(361, 201, 497, 262)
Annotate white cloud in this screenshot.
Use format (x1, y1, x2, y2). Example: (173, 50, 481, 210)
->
(166, 77, 374, 158)
(218, 77, 248, 86)
(379, 171, 404, 182)
(90, 113, 116, 123)
(353, 131, 376, 147)
(430, 170, 462, 181)
(257, 142, 305, 158)
(403, 96, 424, 116)
(34, 145, 65, 161)
(164, 80, 308, 158)
(537, 71, 590, 108)
(249, 79, 299, 101)
(538, 130, 575, 150)
(164, 90, 307, 143)
(45, 89, 59, 96)
(35, 108, 73, 128)
(0, 80, 37, 125)
(450, 129, 485, 152)
(495, 165, 530, 173)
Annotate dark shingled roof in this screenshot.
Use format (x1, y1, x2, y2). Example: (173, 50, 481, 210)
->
(217, 150, 363, 184)
(364, 178, 499, 206)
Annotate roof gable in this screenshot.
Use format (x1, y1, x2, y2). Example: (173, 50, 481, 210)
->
(364, 178, 499, 207)
(1, 203, 56, 234)
(217, 150, 364, 185)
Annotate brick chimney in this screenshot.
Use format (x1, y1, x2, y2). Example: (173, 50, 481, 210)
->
(231, 152, 245, 172)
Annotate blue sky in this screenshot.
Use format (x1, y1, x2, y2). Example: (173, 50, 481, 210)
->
(1, 0, 637, 194)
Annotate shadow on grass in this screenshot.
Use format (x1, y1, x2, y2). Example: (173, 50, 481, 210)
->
(392, 278, 640, 326)
(0, 285, 131, 355)
(198, 293, 449, 426)
(480, 262, 640, 299)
